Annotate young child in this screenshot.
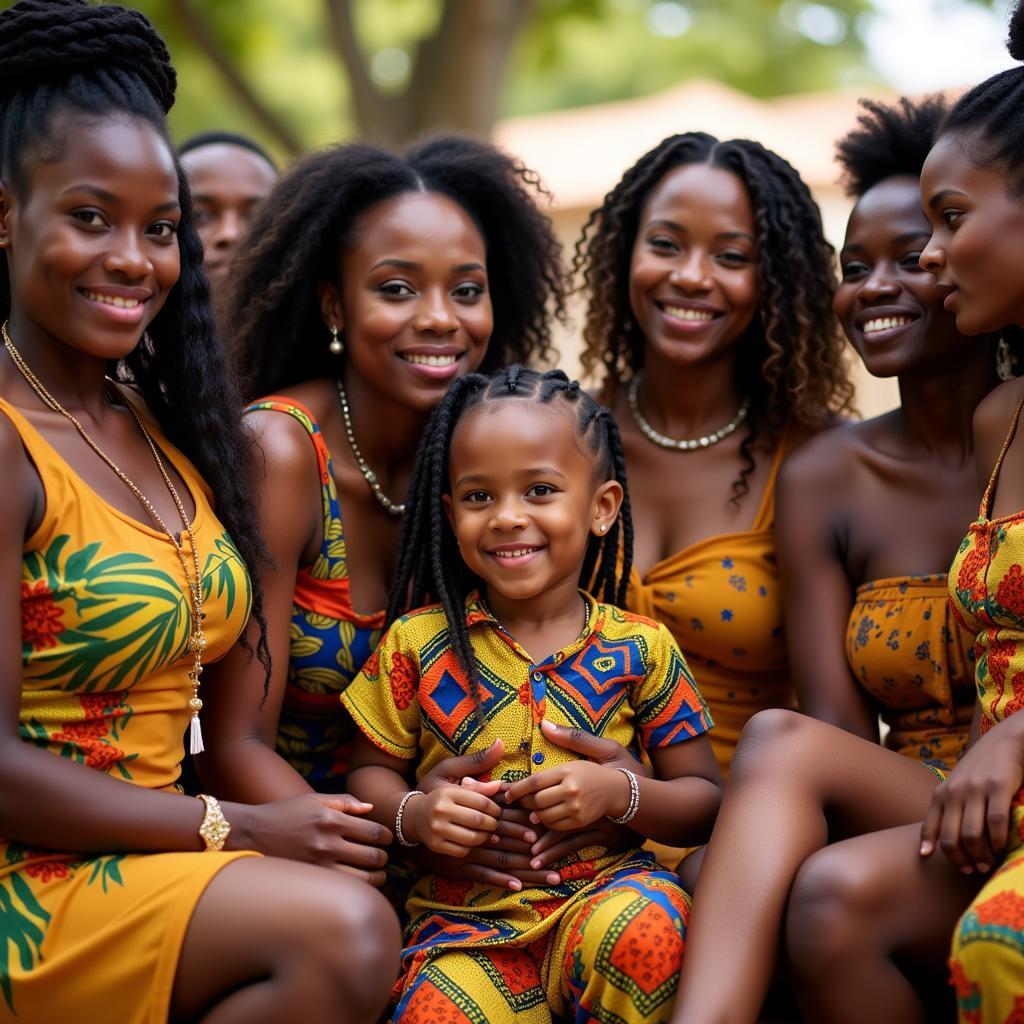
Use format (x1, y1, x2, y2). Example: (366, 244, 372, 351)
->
(343, 366, 723, 1023)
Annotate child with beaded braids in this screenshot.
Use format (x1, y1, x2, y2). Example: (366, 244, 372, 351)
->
(0, 2, 401, 1022)
(342, 366, 722, 1023)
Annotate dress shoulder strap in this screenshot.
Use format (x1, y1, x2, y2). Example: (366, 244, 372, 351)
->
(981, 394, 1024, 520)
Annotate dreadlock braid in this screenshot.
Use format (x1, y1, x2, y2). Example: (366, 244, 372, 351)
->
(387, 366, 634, 710)
(0, 0, 271, 686)
(573, 132, 855, 503)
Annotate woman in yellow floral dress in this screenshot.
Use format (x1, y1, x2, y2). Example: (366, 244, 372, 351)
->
(0, 2, 398, 1022)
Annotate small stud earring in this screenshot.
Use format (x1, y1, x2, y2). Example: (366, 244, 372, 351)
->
(599, 523, 607, 534)
(329, 324, 344, 356)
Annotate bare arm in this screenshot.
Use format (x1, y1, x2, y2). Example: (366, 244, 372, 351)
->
(197, 409, 321, 802)
(776, 438, 879, 740)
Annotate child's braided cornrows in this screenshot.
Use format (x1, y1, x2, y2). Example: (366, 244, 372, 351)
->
(387, 366, 633, 713)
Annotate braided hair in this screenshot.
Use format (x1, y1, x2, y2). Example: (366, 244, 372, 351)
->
(836, 95, 948, 198)
(574, 132, 855, 503)
(226, 136, 566, 401)
(0, 0, 271, 682)
(386, 366, 632, 714)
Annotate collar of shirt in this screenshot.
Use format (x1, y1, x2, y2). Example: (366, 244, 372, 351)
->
(463, 589, 604, 669)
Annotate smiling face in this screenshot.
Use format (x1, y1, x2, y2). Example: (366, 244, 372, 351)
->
(628, 161, 759, 369)
(321, 190, 493, 412)
(443, 400, 621, 608)
(181, 142, 277, 288)
(920, 132, 1024, 333)
(836, 175, 965, 377)
(0, 114, 180, 361)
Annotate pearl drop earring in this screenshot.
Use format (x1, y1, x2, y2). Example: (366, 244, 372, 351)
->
(329, 324, 344, 356)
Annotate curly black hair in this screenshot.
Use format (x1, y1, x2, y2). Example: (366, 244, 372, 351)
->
(836, 95, 948, 198)
(226, 136, 567, 402)
(0, 0, 270, 683)
(573, 132, 855, 503)
(386, 366, 632, 716)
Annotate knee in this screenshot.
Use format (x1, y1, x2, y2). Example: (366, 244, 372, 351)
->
(785, 846, 882, 972)
(301, 878, 402, 1015)
(729, 709, 809, 784)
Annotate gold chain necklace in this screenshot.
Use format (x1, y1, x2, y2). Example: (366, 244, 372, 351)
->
(2, 321, 208, 754)
(335, 377, 405, 516)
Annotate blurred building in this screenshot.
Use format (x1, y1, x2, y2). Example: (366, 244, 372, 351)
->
(496, 78, 908, 416)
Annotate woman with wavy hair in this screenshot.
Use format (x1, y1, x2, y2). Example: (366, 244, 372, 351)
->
(574, 133, 854, 779)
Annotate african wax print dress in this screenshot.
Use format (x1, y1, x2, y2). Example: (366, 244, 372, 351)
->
(946, 395, 1024, 1024)
(342, 593, 713, 1024)
(846, 574, 976, 771)
(627, 435, 794, 779)
(245, 397, 385, 789)
(0, 394, 257, 1024)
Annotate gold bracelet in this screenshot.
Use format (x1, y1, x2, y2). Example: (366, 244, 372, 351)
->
(196, 793, 231, 852)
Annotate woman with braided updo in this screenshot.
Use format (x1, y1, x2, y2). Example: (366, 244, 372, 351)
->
(197, 136, 625, 895)
(575, 134, 854, 780)
(0, 1, 399, 1021)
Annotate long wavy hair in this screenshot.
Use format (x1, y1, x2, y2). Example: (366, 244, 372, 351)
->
(574, 132, 855, 502)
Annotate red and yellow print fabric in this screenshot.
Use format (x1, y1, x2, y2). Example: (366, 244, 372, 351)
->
(342, 593, 710, 1018)
(0, 396, 256, 1024)
(946, 396, 1024, 1023)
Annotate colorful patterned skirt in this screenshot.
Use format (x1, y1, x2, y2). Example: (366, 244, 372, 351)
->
(394, 849, 689, 1023)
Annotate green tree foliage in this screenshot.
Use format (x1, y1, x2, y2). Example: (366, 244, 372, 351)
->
(123, 0, 999, 155)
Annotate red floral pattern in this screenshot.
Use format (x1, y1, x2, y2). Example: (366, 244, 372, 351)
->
(20, 579, 65, 650)
(998, 564, 1024, 619)
(390, 650, 417, 710)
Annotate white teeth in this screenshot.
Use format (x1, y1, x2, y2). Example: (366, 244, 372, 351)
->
(84, 290, 141, 310)
(664, 305, 715, 322)
(863, 316, 913, 335)
(402, 353, 460, 367)
(493, 548, 537, 559)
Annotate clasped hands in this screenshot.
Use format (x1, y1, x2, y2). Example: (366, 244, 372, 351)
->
(404, 720, 644, 892)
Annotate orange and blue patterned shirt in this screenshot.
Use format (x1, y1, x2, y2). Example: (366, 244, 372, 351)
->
(342, 591, 713, 785)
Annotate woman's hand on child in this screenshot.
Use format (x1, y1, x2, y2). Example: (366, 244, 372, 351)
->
(537, 720, 649, 778)
(236, 793, 392, 885)
(504, 761, 633, 831)
(402, 782, 503, 857)
(919, 716, 1024, 873)
(418, 739, 506, 793)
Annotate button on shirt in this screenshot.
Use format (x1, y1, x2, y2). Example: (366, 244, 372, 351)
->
(341, 591, 714, 784)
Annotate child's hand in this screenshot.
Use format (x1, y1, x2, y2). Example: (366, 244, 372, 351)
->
(504, 761, 632, 831)
(402, 781, 503, 857)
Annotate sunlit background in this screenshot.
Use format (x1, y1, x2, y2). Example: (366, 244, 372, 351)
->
(72, 0, 1024, 406)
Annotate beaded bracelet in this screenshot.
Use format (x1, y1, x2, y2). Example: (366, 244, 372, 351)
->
(395, 790, 425, 847)
(606, 767, 640, 825)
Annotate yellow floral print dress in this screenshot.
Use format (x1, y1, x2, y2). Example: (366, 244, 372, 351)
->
(0, 395, 257, 1024)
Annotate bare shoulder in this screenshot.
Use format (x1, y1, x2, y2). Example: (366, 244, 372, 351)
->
(778, 419, 867, 497)
(973, 377, 1024, 448)
(0, 409, 38, 536)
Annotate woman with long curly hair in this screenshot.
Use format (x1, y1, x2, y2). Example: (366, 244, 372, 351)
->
(574, 132, 854, 779)
(0, 1, 400, 1021)
(196, 136, 629, 894)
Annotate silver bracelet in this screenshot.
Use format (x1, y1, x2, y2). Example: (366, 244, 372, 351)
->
(606, 767, 640, 825)
(395, 790, 425, 847)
